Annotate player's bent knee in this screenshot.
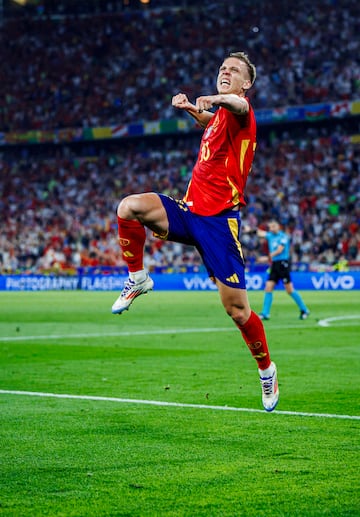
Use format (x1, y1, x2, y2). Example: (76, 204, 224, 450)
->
(232, 312, 250, 327)
(225, 304, 250, 327)
(117, 195, 141, 219)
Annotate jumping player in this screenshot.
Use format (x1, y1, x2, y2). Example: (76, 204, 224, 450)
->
(111, 52, 279, 412)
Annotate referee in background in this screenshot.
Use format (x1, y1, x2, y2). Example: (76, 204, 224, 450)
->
(256, 220, 310, 320)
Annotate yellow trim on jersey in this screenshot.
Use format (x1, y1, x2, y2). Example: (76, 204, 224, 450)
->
(227, 218, 244, 260)
(227, 176, 240, 206)
(239, 139, 250, 175)
(183, 179, 192, 203)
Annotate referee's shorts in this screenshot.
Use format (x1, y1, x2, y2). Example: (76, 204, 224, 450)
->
(268, 260, 292, 285)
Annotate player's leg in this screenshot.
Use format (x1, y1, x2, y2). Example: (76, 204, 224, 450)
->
(192, 212, 279, 410)
(284, 281, 310, 319)
(216, 281, 279, 412)
(259, 280, 275, 320)
(217, 282, 270, 369)
(112, 193, 168, 314)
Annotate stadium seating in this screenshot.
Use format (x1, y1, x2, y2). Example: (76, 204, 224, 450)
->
(0, 0, 359, 273)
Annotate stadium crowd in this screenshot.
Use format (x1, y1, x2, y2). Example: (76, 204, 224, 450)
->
(1, 131, 359, 275)
(1, 0, 359, 132)
(1, 0, 359, 275)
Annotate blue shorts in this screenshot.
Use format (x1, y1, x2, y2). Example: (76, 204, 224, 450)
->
(158, 194, 246, 289)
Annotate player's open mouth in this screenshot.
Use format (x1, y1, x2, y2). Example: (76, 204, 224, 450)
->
(220, 80, 230, 86)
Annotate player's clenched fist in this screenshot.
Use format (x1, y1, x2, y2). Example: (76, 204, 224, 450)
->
(195, 95, 219, 113)
(172, 93, 192, 109)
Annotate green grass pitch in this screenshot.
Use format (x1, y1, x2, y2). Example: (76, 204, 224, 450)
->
(0, 289, 359, 516)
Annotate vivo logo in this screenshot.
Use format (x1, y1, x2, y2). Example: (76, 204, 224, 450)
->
(182, 274, 264, 291)
(183, 277, 218, 290)
(245, 275, 264, 290)
(311, 273, 355, 290)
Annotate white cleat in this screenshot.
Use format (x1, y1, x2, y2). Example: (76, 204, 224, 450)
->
(111, 275, 154, 314)
(259, 361, 279, 412)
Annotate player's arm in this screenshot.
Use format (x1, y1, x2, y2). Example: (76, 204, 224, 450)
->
(270, 244, 285, 259)
(242, 224, 261, 235)
(241, 226, 270, 264)
(258, 243, 284, 264)
(195, 93, 249, 116)
(243, 227, 269, 239)
(172, 93, 214, 128)
(256, 228, 267, 238)
(254, 228, 284, 262)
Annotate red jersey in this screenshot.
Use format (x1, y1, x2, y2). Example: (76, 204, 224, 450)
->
(183, 99, 256, 216)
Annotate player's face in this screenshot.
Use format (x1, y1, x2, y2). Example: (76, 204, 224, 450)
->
(217, 57, 251, 95)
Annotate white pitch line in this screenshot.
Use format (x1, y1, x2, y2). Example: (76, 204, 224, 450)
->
(0, 389, 359, 421)
(317, 315, 360, 327)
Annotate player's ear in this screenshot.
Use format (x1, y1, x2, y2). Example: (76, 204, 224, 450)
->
(242, 79, 252, 91)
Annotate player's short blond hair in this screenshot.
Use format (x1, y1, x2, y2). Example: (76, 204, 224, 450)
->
(229, 51, 256, 86)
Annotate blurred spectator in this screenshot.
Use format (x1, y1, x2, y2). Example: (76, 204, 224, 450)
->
(1, 0, 359, 132)
(1, 0, 359, 274)
(0, 132, 359, 274)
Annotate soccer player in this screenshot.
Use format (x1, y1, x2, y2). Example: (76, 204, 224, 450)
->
(257, 220, 310, 320)
(112, 52, 279, 412)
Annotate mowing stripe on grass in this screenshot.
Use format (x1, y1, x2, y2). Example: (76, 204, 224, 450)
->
(0, 327, 232, 342)
(0, 322, 315, 342)
(0, 389, 359, 421)
(1, 315, 356, 343)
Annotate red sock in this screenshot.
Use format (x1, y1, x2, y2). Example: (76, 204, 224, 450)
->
(237, 311, 271, 370)
(117, 217, 146, 272)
